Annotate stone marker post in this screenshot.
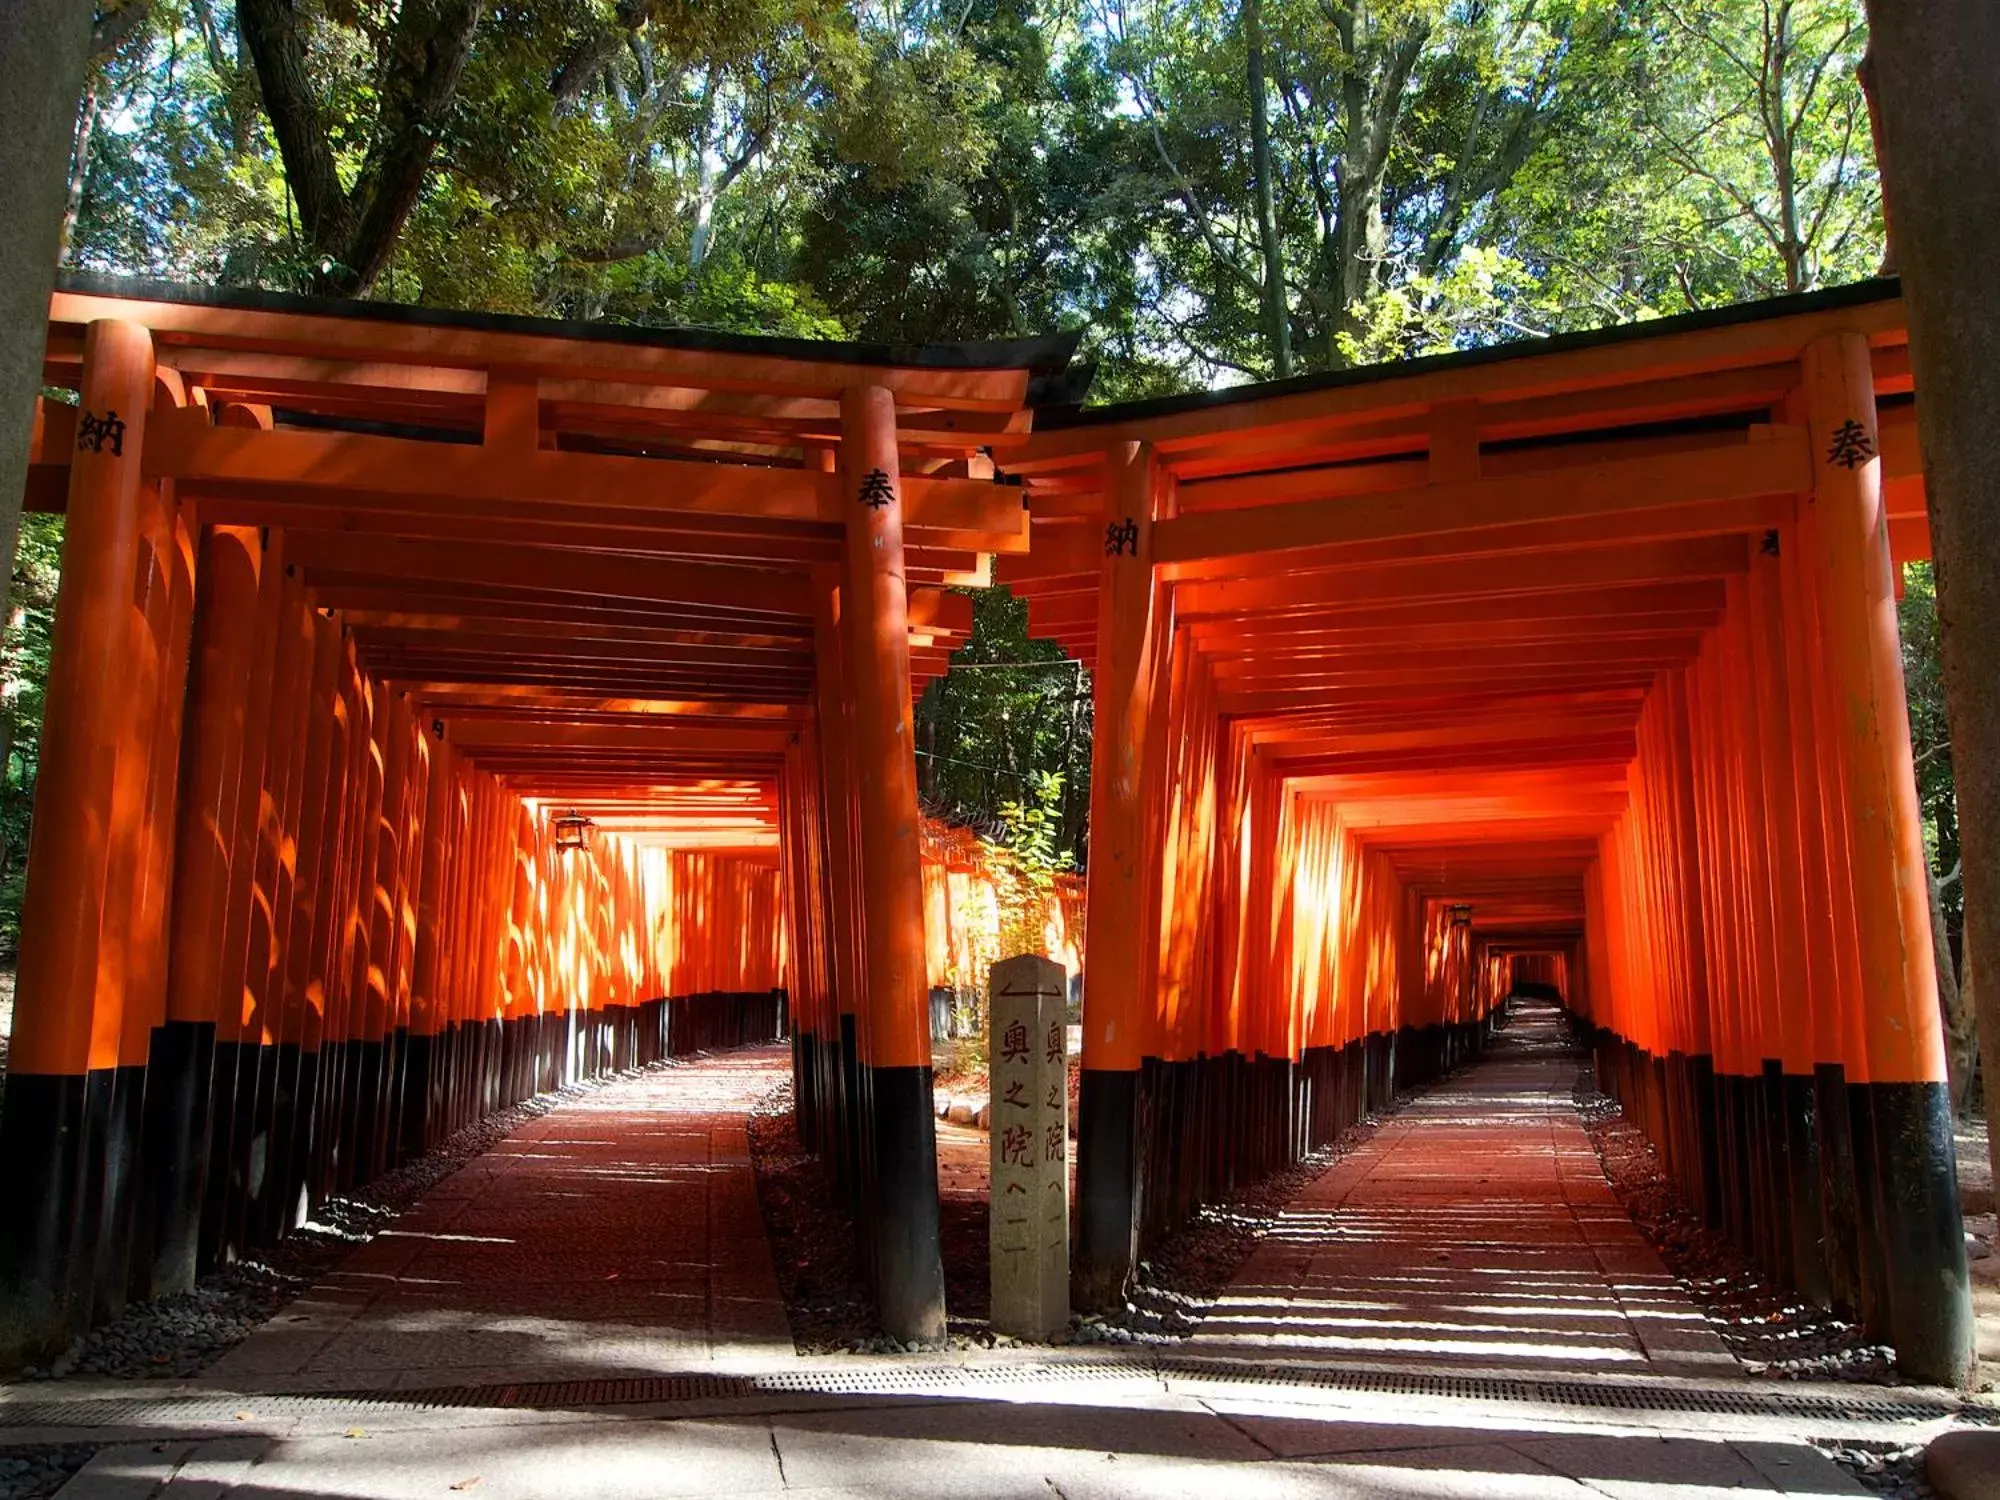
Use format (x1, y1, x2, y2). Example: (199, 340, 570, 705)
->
(989, 954, 1070, 1338)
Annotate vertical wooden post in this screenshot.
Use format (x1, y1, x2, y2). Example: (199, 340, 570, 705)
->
(335, 678, 387, 1190)
(202, 515, 285, 1265)
(267, 608, 342, 1234)
(360, 691, 411, 1182)
(1747, 541, 1832, 1303)
(812, 570, 866, 1202)
(1076, 439, 1163, 1310)
(838, 384, 945, 1343)
(318, 649, 371, 1196)
(290, 613, 354, 1219)
(144, 524, 264, 1296)
(98, 469, 193, 1319)
(1802, 332, 1972, 1386)
(245, 579, 315, 1243)
(408, 730, 454, 1154)
(225, 572, 310, 1250)
(0, 319, 155, 1360)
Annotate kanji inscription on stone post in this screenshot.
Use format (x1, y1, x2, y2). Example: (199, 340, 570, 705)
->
(988, 953, 1069, 1338)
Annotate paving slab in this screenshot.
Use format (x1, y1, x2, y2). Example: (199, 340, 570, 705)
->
(1189, 1007, 1740, 1378)
(200, 1048, 794, 1392)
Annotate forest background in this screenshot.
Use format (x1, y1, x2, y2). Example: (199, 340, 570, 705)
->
(0, 0, 1971, 1092)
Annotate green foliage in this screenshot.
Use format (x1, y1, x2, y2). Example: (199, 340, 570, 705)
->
(66, 0, 1884, 384)
(0, 516, 65, 956)
(916, 588, 1090, 863)
(1900, 562, 1960, 952)
(995, 770, 1074, 959)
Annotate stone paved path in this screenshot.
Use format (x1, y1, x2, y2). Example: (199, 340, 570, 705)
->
(1189, 1003, 1741, 1378)
(24, 1025, 1886, 1497)
(202, 1047, 796, 1391)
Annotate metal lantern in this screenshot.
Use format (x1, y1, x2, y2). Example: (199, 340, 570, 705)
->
(553, 808, 594, 854)
(1447, 903, 1474, 928)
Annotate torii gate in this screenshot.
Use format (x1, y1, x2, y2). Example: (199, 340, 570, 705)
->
(0, 272, 1972, 1391)
(998, 278, 1970, 1386)
(0, 275, 1076, 1360)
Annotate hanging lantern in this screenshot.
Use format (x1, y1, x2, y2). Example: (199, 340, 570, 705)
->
(553, 808, 594, 854)
(1448, 903, 1474, 928)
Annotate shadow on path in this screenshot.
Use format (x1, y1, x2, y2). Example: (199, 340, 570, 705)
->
(1188, 1002, 1742, 1379)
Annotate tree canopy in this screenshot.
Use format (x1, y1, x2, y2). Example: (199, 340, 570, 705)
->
(69, 0, 1882, 396)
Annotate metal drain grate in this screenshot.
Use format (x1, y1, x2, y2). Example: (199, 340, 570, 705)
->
(381, 1373, 759, 1410)
(1156, 1356, 1964, 1424)
(0, 1356, 1973, 1431)
(753, 1360, 1143, 1395)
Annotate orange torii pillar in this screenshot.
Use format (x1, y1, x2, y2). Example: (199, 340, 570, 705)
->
(812, 566, 868, 1202)
(404, 729, 455, 1157)
(0, 320, 158, 1360)
(839, 384, 946, 1343)
(1802, 333, 1972, 1386)
(1077, 440, 1164, 1311)
(142, 524, 265, 1297)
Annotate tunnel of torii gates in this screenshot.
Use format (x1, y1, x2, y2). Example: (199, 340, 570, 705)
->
(0, 272, 1970, 1385)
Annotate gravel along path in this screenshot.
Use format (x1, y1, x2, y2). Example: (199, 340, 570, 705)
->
(0, 1445, 96, 1500)
(1573, 1060, 1898, 1383)
(748, 1071, 1394, 1353)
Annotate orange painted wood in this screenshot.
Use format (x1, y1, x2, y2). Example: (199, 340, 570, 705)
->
(839, 385, 933, 1071)
(11, 321, 158, 1076)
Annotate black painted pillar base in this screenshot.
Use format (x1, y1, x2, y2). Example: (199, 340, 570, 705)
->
(285, 1049, 322, 1232)
(1690, 1056, 1723, 1228)
(0, 1073, 88, 1365)
(1781, 1070, 1830, 1305)
(199, 1040, 245, 1267)
(837, 1012, 863, 1207)
(862, 1063, 945, 1343)
(399, 1034, 433, 1161)
(350, 1039, 385, 1192)
(1847, 1081, 1894, 1342)
(253, 1041, 301, 1247)
(1075, 1066, 1139, 1313)
(1868, 1080, 1975, 1387)
(1758, 1060, 1792, 1286)
(89, 1065, 145, 1328)
(1813, 1062, 1863, 1318)
(140, 1020, 215, 1300)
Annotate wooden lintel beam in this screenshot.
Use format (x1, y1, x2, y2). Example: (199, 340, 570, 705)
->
(50, 288, 1039, 410)
(1202, 637, 1704, 675)
(350, 627, 816, 669)
(137, 408, 1028, 539)
(1176, 534, 1751, 618)
(1013, 294, 1905, 466)
(289, 532, 814, 614)
(447, 719, 797, 752)
(1153, 427, 1810, 574)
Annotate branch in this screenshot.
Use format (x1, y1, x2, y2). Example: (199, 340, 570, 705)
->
(1144, 113, 1262, 298)
(91, 0, 152, 63)
(237, 0, 351, 255)
(1913, 738, 1954, 769)
(343, 0, 483, 293)
(553, 1, 642, 111)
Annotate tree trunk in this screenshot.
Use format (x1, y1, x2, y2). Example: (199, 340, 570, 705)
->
(0, 0, 92, 626)
(1244, 0, 1292, 377)
(1933, 864, 1974, 1111)
(60, 81, 100, 263)
(239, 0, 482, 296)
(1862, 0, 2000, 1195)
